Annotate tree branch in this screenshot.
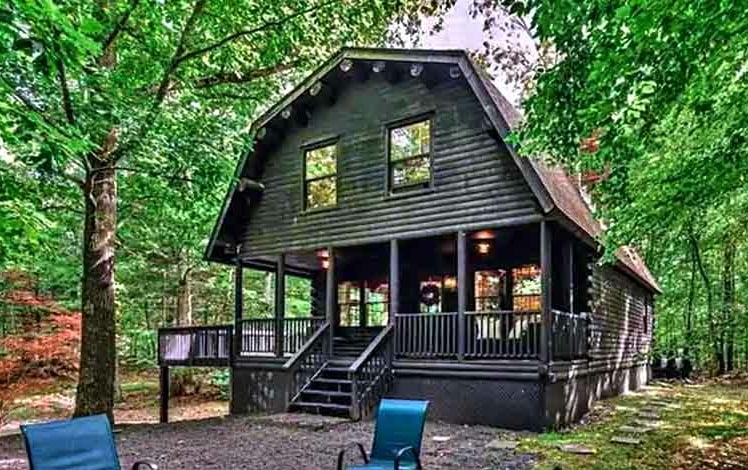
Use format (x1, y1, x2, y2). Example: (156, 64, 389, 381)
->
(1, 77, 70, 138)
(152, 0, 208, 112)
(193, 61, 298, 88)
(174, 0, 336, 66)
(54, 51, 75, 125)
(100, 0, 142, 60)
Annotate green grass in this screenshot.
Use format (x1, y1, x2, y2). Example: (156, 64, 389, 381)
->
(520, 379, 748, 469)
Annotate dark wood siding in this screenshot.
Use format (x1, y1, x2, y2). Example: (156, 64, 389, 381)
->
(589, 265, 653, 368)
(239, 75, 541, 258)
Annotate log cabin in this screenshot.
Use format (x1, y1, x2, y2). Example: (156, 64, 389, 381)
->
(157, 48, 660, 431)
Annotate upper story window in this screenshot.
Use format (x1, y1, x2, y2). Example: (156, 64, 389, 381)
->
(304, 143, 337, 210)
(388, 119, 432, 191)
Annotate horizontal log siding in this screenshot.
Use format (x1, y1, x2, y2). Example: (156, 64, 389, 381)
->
(589, 265, 653, 367)
(239, 76, 540, 257)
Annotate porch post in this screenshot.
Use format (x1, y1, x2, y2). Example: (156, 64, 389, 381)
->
(233, 260, 243, 361)
(325, 246, 336, 353)
(159, 365, 169, 423)
(540, 220, 553, 364)
(567, 239, 575, 314)
(389, 239, 399, 324)
(457, 230, 467, 361)
(275, 253, 286, 357)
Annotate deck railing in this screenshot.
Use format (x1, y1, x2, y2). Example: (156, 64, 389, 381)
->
(395, 310, 542, 359)
(158, 324, 233, 366)
(284, 317, 326, 354)
(237, 318, 275, 355)
(236, 317, 325, 356)
(552, 310, 589, 359)
(464, 310, 541, 358)
(395, 312, 459, 358)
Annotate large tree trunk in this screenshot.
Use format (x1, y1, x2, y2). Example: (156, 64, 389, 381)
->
(74, 161, 117, 420)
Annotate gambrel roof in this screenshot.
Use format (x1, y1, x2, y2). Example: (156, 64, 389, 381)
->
(206, 47, 660, 294)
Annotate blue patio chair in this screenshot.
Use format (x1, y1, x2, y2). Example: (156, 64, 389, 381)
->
(337, 399, 429, 470)
(21, 414, 158, 470)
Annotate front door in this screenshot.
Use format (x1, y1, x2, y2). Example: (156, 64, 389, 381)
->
(337, 279, 389, 331)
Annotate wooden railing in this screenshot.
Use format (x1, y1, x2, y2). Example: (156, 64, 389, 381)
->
(395, 310, 542, 359)
(395, 312, 458, 358)
(284, 317, 326, 354)
(552, 310, 589, 360)
(464, 310, 541, 358)
(237, 318, 275, 355)
(284, 322, 331, 404)
(236, 317, 325, 356)
(158, 325, 233, 366)
(349, 324, 394, 420)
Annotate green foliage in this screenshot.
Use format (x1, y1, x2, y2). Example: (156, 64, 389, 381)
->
(505, 0, 748, 371)
(0, 0, 436, 375)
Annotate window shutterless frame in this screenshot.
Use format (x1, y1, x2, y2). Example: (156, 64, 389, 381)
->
(384, 112, 435, 194)
(301, 137, 339, 212)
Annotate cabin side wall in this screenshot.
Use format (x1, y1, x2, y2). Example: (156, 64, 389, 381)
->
(239, 75, 541, 258)
(545, 265, 654, 428)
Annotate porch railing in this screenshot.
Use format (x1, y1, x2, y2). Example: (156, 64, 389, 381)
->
(237, 318, 275, 355)
(236, 317, 325, 356)
(552, 310, 589, 360)
(158, 324, 233, 366)
(465, 310, 541, 358)
(284, 322, 331, 404)
(284, 317, 326, 354)
(395, 310, 542, 359)
(349, 324, 394, 420)
(395, 312, 459, 358)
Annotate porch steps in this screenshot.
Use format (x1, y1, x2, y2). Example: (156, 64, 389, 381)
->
(289, 331, 380, 418)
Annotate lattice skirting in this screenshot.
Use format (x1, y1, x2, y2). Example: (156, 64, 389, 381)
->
(231, 368, 288, 414)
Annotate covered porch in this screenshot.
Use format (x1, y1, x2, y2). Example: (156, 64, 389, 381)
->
(158, 220, 591, 366)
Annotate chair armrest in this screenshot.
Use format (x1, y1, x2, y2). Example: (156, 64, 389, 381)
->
(131, 459, 159, 470)
(393, 446, 422, 470)
(336, 442, 368, 470)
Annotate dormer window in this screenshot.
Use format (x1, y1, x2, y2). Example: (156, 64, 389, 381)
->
(304, 142, 337, 210)
(388, 118, 432, 191)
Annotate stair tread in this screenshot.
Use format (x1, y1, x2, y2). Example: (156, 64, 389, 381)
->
(292, 401, 350, 410)
(302, 389, 351, 397)
(313, 378, 352, 384)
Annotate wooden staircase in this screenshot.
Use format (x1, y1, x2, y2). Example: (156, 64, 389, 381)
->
(289, 328, 394, 419)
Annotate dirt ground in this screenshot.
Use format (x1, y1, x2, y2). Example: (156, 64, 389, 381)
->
(0, 413, 537, 469)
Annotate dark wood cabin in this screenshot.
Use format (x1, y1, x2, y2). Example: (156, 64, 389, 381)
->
(157, 48, 660, 431)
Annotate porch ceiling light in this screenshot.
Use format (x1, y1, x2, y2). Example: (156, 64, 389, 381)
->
(316, 249, 330, 269)
(473, 229, 495, 240)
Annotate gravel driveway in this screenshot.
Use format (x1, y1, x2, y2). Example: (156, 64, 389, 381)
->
(0, 414, 538, 469)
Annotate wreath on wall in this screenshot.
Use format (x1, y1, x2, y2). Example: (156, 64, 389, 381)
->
(420, 283, 441, 307)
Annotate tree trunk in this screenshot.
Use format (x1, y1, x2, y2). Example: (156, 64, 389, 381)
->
(74, 162, 117, 420)
(689, 229, 721, 374)
(176, 268, 193, 326)
(722, 237, 736, 372)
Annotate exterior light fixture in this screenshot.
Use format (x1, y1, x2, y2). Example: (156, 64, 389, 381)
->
(340, 59, 353, 72)
(477, 241, 490, 255)
(316, 249, 330, 270)
(410, 63, 423, 77)
(372, 61, 386, 73)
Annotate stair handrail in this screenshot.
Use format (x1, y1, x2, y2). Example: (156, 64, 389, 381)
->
(348, 323, 395, 420)
(283, 321, 331, 404)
